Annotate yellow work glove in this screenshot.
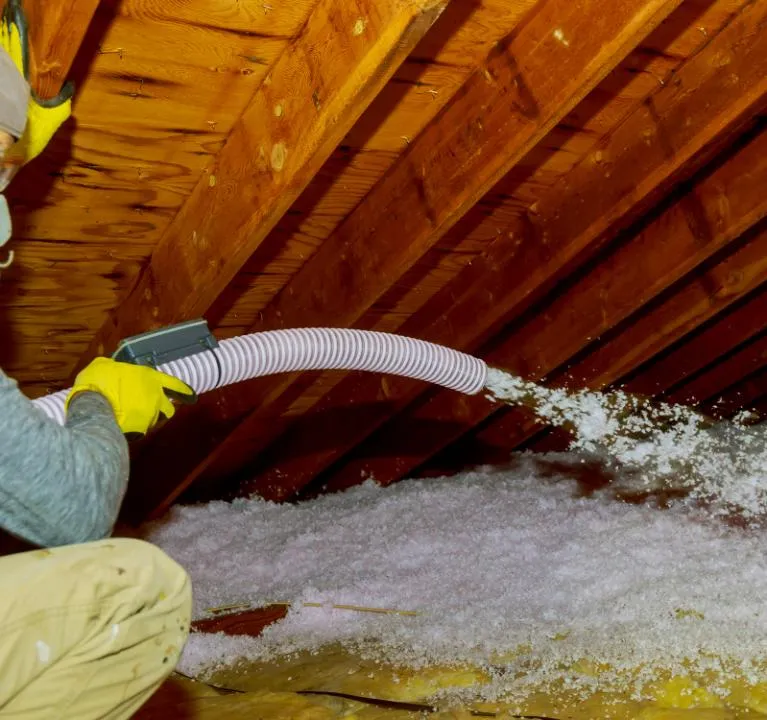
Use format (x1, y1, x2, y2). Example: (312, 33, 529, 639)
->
(1, 18, 71, 166)
(66, 358, 197, 436)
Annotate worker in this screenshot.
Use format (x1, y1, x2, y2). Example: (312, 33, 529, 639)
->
(0, 30, 196, 720)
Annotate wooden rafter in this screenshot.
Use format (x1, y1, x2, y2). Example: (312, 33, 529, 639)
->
(224, 0, 767, 500)
(74, 0, 449, 367)
(126, 0, 685, 518)
(21, 0, 100, 98)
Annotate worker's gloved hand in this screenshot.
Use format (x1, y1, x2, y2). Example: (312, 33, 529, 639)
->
(66, 358, 197, 436)
(0, 17, 71, 169)
(7, 93, 70, 167)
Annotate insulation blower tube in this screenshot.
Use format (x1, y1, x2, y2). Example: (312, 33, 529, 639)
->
(31, 328, 489, 426)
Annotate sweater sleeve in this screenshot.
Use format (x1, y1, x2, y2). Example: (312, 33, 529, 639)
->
(0, 369, 129, 548)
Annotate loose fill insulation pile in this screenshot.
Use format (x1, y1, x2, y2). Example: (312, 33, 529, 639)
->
(144, 367, 767, 718)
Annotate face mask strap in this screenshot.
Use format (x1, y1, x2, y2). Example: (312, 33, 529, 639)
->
(0, 161, 18, 193)
(0, 140, 18, 269)
(0, 193, 13, 269)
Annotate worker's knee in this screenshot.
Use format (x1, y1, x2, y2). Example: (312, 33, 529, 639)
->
(110, 537, 190, 586)
(0, 538, 192, 717)
(107, 537, 191, 609)
(92, 539, 193, 679)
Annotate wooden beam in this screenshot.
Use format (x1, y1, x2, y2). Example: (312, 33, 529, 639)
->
(318, 123, 767, 494)
(131, 0, 684, 517)
(22, 0, 100, 98)
(75, 0, 449, 366)
(561, 229, 767, 396)
(191, 605, 288, 637)
(214, 0, 767, 502)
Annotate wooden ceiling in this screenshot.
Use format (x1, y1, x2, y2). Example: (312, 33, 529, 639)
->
(4, 0, 767, 522)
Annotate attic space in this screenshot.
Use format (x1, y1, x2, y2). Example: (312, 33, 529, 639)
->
(3, 0, 767, 716)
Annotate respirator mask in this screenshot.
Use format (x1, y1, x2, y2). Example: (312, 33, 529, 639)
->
(0, 43, 29, 258)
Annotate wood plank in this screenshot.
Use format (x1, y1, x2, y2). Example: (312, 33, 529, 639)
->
(0, 240, 145, 392)
(75, 0, 448, 364)
(73, 54, 281, 134)
(191, 605, 288, 637)
(211, 0, 540, 338)
(115, 0, 315, 37)
(129, 0, 685, 517)
(210, 147, 402, 333)
(23, 0, 100, 98)
(339, 0, 543, 149)
(195, 0, 767, 503)
(317, 123, 767, 495)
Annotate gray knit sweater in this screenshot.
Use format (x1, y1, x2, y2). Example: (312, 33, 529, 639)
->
(0, 369, 129, 548)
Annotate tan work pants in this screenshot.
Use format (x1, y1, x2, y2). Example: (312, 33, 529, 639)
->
(0, 538, 192, 718)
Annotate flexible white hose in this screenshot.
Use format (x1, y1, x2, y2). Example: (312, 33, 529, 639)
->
(31, 328, 488, 425)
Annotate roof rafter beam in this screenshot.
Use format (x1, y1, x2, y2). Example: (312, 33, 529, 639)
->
(22, 0, 100, 98)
